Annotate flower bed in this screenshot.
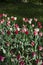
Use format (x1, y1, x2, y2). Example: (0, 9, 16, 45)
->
(0, 13, 43, 65)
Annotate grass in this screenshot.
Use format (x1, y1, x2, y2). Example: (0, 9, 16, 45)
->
(0, 2, 43, 25)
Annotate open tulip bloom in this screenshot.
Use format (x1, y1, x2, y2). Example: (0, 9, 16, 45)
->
(0, 13, 43, 65)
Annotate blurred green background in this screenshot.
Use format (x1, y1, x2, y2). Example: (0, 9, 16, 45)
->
(0, 0, 43, 25)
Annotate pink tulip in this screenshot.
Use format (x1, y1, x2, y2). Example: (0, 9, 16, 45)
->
(39, 32, 43, 37)
(0, 55, 5, 62)
(19, 60, 25, 65)
(17, 54, 20, 60)
(38, 46, 43, 51)
(31, 41, 35, 46)
(34, 31, 38, 36)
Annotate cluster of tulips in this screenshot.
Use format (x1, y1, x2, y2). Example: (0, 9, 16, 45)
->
(0, 13, 43, 65)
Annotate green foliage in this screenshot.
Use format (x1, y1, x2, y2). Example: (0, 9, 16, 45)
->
(6, 0, 17, 3)
(0, 13, 43, 65)
(0, 0, 43, 3)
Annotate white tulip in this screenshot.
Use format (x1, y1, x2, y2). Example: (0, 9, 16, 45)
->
(34, 28, 39, 32)
(14, 17, 17, 20)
